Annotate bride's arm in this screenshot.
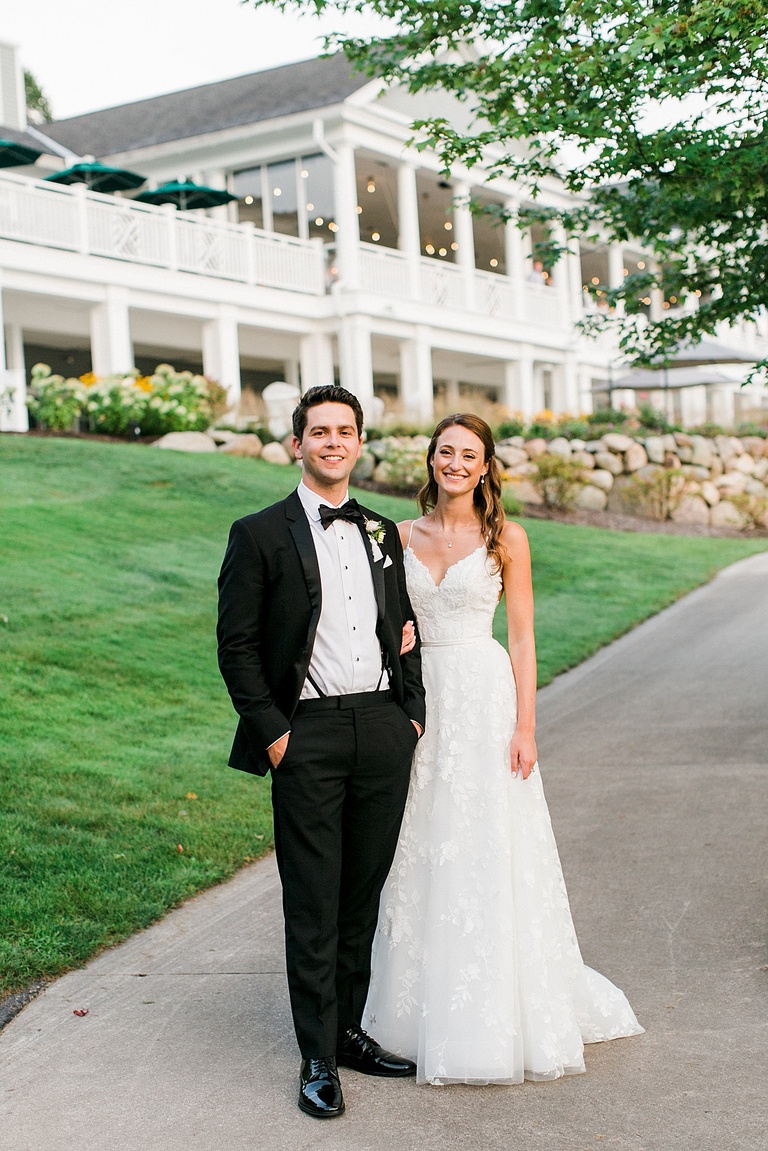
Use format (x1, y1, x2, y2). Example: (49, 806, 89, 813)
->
(501, 521, 538, 779)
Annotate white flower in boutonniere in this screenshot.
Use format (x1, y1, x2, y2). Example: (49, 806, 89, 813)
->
(365, 519, 386, 545)
(365, 519, 386, 563)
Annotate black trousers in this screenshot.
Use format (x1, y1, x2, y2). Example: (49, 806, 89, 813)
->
(270, 692, 417, 1058)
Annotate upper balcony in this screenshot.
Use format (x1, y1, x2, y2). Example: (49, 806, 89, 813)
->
(0, 171, 327, 297)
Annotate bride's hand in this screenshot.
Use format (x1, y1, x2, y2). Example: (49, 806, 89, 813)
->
(400, 619, 416, 655)
(510, 732, 537, 779)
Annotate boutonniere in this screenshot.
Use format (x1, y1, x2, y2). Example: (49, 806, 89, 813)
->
(365, 518, 386, 562)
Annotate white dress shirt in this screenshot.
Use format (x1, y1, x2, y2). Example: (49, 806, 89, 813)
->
(297, 482, 386, 699)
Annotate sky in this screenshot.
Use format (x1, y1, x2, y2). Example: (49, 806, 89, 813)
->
(3, 0, 392, 121)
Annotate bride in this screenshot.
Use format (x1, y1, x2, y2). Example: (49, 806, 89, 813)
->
(364, 413, 643, 1085)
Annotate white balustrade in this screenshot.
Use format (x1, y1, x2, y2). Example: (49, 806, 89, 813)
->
(523, 283, 563, 327)
(420, 258, 466, 311)
(358, 243, 411, 298)
(474, 269, 517, 319)
(0, 171, 325, 295)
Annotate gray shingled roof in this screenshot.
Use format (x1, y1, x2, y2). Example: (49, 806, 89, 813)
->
(0, 124, 56, 155)
(43, 55, 370, 158)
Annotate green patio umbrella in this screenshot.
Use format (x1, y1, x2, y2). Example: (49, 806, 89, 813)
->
(0, 138, 43, 167)
(134, 180, 236, 211)
(45, 160, 147, 193)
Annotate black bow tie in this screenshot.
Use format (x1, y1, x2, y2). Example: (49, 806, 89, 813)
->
(318, 499, 366, 530)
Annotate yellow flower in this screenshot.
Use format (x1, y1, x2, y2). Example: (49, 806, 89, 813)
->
(135, 376, 153, 393)
(79, 372, 98, 387)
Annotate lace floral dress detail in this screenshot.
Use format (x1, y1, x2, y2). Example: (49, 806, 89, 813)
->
(363, 546, 643, 1085)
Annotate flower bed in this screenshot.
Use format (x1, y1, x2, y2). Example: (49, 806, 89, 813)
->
(26, 364, 228, 437)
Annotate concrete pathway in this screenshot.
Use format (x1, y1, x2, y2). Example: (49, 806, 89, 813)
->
(2, 552, 767, 1151)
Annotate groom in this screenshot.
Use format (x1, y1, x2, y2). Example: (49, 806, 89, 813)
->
(217, 385, 425, 1119)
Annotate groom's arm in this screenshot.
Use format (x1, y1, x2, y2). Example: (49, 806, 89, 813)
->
(390, 525, 426, 733)
(217, 517, 291, 755)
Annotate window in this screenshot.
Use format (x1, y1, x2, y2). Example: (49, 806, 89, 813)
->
(416, 170, 456, 263)
(268, 159, 299, 237)
(232, 166, 264, 229)
(472, 191, 506, 275)
(233, 154, 337, 240)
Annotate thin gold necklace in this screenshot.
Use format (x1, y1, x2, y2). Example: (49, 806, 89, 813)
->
(430, 512, 479, 549)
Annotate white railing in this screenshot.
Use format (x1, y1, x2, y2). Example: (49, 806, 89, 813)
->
(523, 283, 563, 327)
(420, 258, 466, 311)
(358, 242, 411, 298)
(0, 171, 325, 295)
(475, 269, 517, 319)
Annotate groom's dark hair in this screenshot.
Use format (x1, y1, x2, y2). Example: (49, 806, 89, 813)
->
(292, 385, 364, 440)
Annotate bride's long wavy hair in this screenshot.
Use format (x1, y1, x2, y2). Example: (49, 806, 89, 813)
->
(418, 413, 507, 571)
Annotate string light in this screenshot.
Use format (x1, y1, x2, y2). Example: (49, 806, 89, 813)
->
(244, 195, 254, 205)
(444, 221, 453, 231)
(356, 205, 363, 214)
(306, 202, 314, 211)
(591, 276, 600, 284)
(439, 247, 447, 256)
(300, 169, 309, 179)
(273, 187, 282, 197)
(315, 217, 324, 226)
(623, 268, 629, 276)
(372, 232, 380, 241)
(451, 242, 459, 251)
(425, 244, 435, 254)
(489, 258, 498, 267)
(637, 260, 646, 269)
(328, 221, 339, 232)
(366, 179, 376, 193)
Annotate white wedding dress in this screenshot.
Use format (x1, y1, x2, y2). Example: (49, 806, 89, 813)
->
(363, 544, 643, 1085)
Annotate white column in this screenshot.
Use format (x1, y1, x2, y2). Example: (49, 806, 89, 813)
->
(399, 328, 434, 422)
(202, 306, 241, 408)
(452, 182, 476, 311)
(649, 259, 664, 321)
(202, 168, 229, 221)
(608, 242, 626, 315)
(90, 287, 133, 377)
(338, 314, 374, 417)
(397, 162, 421, 299)
(561, 354, 580, 413)
(300, 331, 335, 392)
(444, 378, 460, 409)
(504, 198, 525, 321)
(511, 347, 536, 419)
(284, 359, 300, 391)
(333, 143, 361, 292)
(578, 365, 594, 415)
(0, 289, 29, 432)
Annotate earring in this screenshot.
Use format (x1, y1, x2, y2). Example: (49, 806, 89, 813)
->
(480, 475, 486, 485)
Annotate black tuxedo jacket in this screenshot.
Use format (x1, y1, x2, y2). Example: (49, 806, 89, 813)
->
(217, 489, 426, 776)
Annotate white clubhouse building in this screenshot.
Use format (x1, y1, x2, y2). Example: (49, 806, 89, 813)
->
(0, 38, 765, 432)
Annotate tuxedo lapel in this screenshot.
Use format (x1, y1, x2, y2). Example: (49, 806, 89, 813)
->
(355, 516, 386, 624)
(285, 490, 322, 633)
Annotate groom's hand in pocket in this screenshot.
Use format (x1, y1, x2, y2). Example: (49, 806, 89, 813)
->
(267, 731, 290, 768)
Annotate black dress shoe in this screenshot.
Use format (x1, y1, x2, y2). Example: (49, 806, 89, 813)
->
(298, 1057, 345, 1119)
(336, 1026, 417, 1077)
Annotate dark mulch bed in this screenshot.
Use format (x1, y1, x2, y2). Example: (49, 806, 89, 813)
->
(0, 981, 48, 1033)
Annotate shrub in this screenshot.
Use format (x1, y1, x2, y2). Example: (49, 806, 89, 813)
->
(500, 482, 524, 517)
(588, 407, 627, 426)
(729, 492, 768, 530)
(530, 454, 585, 510)
(495, 416, 525, 439)
(735, 421, 768, 439)
(623, 467, 686, 520)
(26, 364, 228, 437)
(374, 436, 429, 492)
(636, 402, 682, 435)
(556, 415, 592, 439)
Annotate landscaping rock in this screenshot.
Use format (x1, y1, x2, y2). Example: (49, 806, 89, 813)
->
(572, 450, 595, 469)
(152, 431, 217, 452)
(594, 451, 624, 475)
(690, 436, 714, 467)
(351, 452, 375, 482)
(589, 469, 616, 492)
(503, 461, 537, 478)
(733, 453, 756, 474)
(524, 437, 548, 458)
(635, 463, 665, 481)
(670, 495, 710, 525)
(700, 481, 720, 507)
(742, 435, 768, 459)
(569, 439, 587, 452)
(366, 439, 388, 461)
(681, 465, 710, 481)
(584, 440, 603, 453)
(509, 478, 544, 505)
(661, 434, 678, 453)
(676, 445, 694, 463)
(710, 500, 743, 527)
(261, 441, 293, 466)
(575, 484, 608, 511)
(208, 429, 238, 445)
(715, 471, 748, 495)
(645, 436, 665, 464)
(664, 451, 682, 468)
(623, 443, 648, 472)
(745, 478, 768, 497)
(547, 436, 572, 457)
(496, 445, 529, 468)
(754, 458, 768, 481)
(219, 434, 263, 457)
(497, 435, 526, 448)
(601, 432, 634, 453)
(673, 431, 693, 448)
(606, 475, 638, 514)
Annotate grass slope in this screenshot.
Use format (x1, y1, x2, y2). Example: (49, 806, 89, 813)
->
(1, 436, 765, 996)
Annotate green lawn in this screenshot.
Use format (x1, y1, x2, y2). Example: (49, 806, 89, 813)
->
(1, 436, 765, 997)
